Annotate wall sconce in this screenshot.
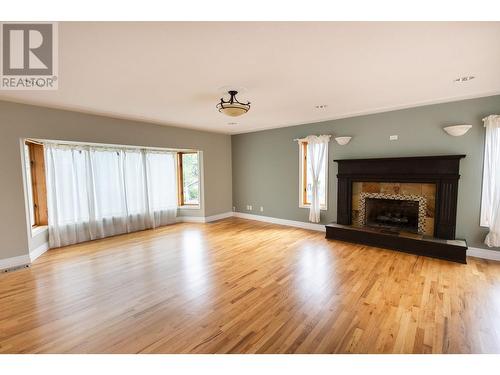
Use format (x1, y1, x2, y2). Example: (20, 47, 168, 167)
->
(335, 136, 352, 145)
(443, 124, 472, 137)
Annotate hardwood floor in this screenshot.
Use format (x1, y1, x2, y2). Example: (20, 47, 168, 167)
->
(1, 217, 500, 354)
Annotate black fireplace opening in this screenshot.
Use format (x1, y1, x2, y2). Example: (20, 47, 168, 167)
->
(365, 198, 419, 233)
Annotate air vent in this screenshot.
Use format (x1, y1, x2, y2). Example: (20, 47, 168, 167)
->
(2, 264, 30, 273)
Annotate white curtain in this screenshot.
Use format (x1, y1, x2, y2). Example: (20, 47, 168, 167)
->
(306, 135, 330, 223)
(45, 144, 177, 248)
(481, 115, 500, 247)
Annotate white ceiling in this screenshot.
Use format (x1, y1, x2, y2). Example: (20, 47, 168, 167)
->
(2, 22, 500, 134)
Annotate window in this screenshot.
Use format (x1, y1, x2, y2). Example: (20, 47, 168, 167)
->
(177, 152, 200, 206)
(23, 139, 202, 247)
(24, 141, 48, 227)
(299, 141, 327, 209)
(44, 143, 178, 248)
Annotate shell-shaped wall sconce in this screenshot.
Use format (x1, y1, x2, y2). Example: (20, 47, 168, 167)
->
(443, 124, 472, 137)
(335, 136, 352, 145)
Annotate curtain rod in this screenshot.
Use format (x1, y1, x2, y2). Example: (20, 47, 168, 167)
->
(293, 135, 332, 142)
(483, 115, 500, 121)
(24, 138, 199, 153)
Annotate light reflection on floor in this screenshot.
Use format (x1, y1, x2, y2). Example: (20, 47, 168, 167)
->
(294, 244, 335, 304)
(181, 229, 212, 304)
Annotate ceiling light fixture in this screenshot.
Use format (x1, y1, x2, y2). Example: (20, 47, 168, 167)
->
(217, 90, 251, 117)
(454, 76, 475, 83)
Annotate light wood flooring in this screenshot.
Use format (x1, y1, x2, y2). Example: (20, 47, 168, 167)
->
(1, 217, 500, 353)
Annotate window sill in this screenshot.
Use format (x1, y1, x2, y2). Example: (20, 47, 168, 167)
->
(179, 205, 201, 210)
(31, 225, 48, 237)
(299, 205, 328, 211)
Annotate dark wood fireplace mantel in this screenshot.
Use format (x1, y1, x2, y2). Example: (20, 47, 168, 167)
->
(328, 155, 467, 263)
(335, 155, 466, 239)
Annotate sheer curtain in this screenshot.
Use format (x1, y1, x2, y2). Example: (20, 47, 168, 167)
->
(306, 135, 330, 223)
(45, 143, 177, 248)
(481, 115, 500, 247)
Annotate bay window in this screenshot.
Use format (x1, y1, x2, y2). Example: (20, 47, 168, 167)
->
(23, 139, 202, 248)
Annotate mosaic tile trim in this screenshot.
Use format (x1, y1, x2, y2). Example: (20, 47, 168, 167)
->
(358, 192, 427, 234)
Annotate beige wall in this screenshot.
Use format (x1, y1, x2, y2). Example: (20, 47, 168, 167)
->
(0, 100, 232, 260)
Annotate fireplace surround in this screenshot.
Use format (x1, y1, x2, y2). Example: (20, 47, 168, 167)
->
(362, 194, 424, 233)
(326, 155, 467, 263)
(354, 185, 434, 235)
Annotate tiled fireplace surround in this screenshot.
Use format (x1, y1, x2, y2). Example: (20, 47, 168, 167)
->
(352, 182, 436, 236)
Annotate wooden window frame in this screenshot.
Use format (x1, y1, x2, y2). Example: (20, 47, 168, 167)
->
(177, 152, 200, 207)
(302, 142, 310, 205)
(299, 141, 328, 210)
(25, 141, 48, 227)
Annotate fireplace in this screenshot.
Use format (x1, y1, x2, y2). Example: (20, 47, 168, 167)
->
(334, 155, 465, 239)
(365, 197, 419, 233)
(326, 155, 468, 263)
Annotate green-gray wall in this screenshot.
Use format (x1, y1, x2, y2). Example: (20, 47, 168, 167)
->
(0, 100, 232, 260)
(232, 95, 500, 250)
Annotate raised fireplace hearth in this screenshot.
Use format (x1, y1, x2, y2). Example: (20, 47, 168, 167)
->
(325, 155, 467, 263)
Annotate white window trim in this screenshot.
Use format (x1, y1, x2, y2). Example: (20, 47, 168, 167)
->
(298, 140, 328, 211)
(31, 225, 48, 237)
(179, 204, 201, 210)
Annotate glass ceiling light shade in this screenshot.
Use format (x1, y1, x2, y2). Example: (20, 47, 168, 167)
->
(216, 90, 251, 117)
(443, 124, 472, 136)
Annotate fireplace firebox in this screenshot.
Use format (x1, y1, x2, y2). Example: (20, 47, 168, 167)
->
(365, 198, 419, 233)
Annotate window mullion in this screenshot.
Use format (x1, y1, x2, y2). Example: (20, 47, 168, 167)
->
(177, 152, 184, 206)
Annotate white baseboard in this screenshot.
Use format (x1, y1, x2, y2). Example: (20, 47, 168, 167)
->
(176, 216, 206, 223)
(205, 212, 234, 222)
(467, 247, 500, 261)
(0, 254, 31, 271)
(177, 212, 234, 224)
(30, 242, 49, 262)
(233, 212, 325, 232)
(0, 243, 49, 271)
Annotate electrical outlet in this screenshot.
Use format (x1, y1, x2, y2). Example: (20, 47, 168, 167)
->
(260, 206, 264, 212)
(232, 206, 236, 212)
(249, 205, 253, 210)
(389, 135, 398, 141)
